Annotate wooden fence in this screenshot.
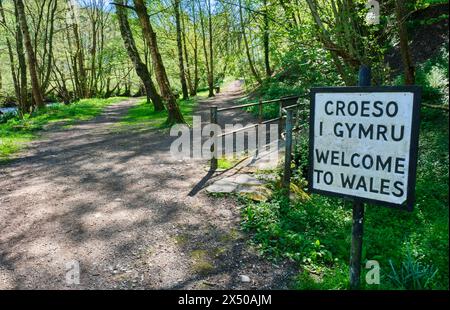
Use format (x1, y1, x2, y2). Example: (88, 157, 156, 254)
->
(209, 94, 309, 195)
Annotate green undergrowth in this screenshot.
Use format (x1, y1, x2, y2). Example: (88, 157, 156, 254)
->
(240, 105, 449, 290)
(237, 45, 449, 289)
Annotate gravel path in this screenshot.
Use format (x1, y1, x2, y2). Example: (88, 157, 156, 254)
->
(0, 81, 295, 289)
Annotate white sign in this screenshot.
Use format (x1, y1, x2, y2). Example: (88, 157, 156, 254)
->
(309, 87, 421, 210)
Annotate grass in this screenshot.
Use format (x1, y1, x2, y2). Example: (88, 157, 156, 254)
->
(217, 156, 243, 170)
(117, 90, 209, 130)
(0, 97, 124, 163)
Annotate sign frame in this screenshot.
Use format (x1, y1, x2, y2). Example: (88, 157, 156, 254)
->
(308, 86, 421, 211)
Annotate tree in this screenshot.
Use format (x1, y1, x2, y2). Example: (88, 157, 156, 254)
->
(174, 0, 189, 100)
(395, 0, 415, 85)
(15, 0, 44, 109)
(181, 8, 194, 96)
(0, 0, 25, 115)
(238, 0, 262, 85)
(198, 0, 214, 97)
(14, 1, 28, 113)
(133, 0, 185, 124)
(67, 0, 87, 99)
(304, 0, 364, 85)
(189, 0, 199, 96)
(115, 0, 164, 111)
(262, 0, 271, 78)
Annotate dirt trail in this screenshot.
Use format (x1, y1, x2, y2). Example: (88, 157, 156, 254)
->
(0, 81, 295, 289)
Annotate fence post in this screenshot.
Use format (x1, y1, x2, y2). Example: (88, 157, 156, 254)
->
(258, 99, 263, 123)
(278, 100, 283, 137)
(210, 106, 218, 171)
(282, 108, 293, 195)
(349, 64, 371, 289)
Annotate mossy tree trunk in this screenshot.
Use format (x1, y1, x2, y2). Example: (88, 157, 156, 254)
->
(133, 0, 185, 124)
(115, 0, 164, 111)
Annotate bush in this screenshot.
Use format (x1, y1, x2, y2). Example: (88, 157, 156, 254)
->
(0, 111, 17, 124)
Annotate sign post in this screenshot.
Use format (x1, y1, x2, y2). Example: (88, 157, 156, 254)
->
(349, 65, 371, 289)
(308, 66, 421, 289)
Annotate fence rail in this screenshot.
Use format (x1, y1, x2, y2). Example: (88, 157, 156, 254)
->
(209, 94, 309, 178)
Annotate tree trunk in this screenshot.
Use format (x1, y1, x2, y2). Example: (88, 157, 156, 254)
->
(67, 0, 87, 98)
(207, 0, 214, 97)
(263, 0, 271, 78)
(191, 0, 199, 95)
(181, 12, 193, 96)
(238, 0, 262, 85)
(16, 0, 44, 109)
(395, 0, 415, 85)
(0, 0, 21, 115)
(89, 15, 97, 97)
(133, 0, 185, 124)
(115, 0, 164, 111)
(174, 0, 189, 100)
(41, 0, 58, 94)
(199, 0, 214, 97)
(14, 2, 28, 113)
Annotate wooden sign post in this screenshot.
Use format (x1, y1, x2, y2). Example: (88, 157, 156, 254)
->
(308, 65, 421, 289)
(349, 65, 370, 289)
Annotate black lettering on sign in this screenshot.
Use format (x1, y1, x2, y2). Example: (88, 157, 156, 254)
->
(362, 155, 374, 170)
(315, 149, 329, 163)
(395, 158, 406, 174)
(314, 169, 323, 183)
(336, 101, 345, 116)
(341, 152, 350, 167)
(323, 172, 333, 185)
(380, 179, 390, 195)
(369, 178, 379, 194)
(377, 125, 388, 141)
(341, 173, 356, 189)
(373, 101, 383, 117)
(356, 176, 367, 191)
(310, 87, 421, 210)
(361, 101, 370, 117)
(334, 123, 343, 137)
(359, 124, 374, 139)
(331, 151, 340, 166)
(325, 101, 333, 115)
(351, 153, 361, 168)
(386, 101, 399, 117)
(392, 181, 404, 197)
(392, 125, 405, 141)
(348, 101, 358, 116)
(345, 123, 356, 138)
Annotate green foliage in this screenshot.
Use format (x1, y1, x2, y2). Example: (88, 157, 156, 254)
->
(235, 3, 449, 290)
(415, 0, 449, 10)
(416, 45, 449, 104)
(384, 247, 439, 290)
(0, 97, 123, 162)
(241, 105, 449, 289)
(0, 112, 17, 124)
(394, 44, 449, 106)
(241, 193, 344, 266)
(217, 156, 242, 170)
(293, 267, 349, 290)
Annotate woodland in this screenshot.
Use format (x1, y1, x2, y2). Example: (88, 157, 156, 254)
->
(0, 0, 448, 290)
